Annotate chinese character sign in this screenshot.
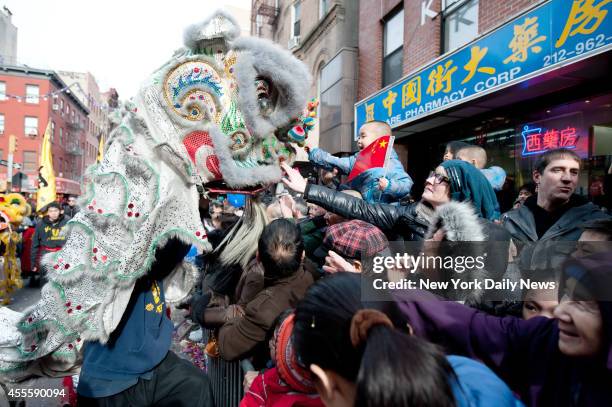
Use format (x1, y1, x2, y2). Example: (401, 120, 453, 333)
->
(354, 0, 612, 139)
(521, 125, 581, 156)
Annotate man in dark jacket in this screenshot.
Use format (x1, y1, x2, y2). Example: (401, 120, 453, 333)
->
(77, 239, 214, 406)
(502, 149, 609, 271)
(30, 202, 70, 277)
(193, 219, 314, 362)
(62, 195, 80, 219)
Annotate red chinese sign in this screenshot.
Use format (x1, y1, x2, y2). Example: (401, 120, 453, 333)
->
(521, 125, 579, 156)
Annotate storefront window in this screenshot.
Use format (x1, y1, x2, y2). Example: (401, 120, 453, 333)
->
(425, 94, 612, 212)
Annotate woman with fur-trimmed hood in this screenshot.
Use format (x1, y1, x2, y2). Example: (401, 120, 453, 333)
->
(421, 201, 490, 305)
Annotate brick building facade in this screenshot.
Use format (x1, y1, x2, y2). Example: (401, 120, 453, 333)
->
(58, 71, 113, 172)
(356, 0, 612, 211)
(252, 0, 359, 156)
(0, 66, 89, 194)
(358, 0, 539, 100)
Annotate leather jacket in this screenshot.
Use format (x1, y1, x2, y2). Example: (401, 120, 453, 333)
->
(304, 184, 431, 241)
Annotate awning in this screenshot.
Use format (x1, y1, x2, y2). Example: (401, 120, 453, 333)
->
(54, 177, 81, 195)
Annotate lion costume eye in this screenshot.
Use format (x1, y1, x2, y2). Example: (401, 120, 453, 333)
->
(255, 77, 276, 117)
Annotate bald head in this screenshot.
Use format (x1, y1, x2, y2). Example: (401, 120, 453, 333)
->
(456, 145, 488, 169)
(357, 121, 391, 149)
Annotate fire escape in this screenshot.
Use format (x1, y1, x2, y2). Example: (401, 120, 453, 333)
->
(252, 0, 279, 38)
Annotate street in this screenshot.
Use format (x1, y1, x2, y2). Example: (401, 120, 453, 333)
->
(1, 284, 68, 407)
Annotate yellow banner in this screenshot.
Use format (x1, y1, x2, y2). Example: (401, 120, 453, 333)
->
(36, 121, 56, 211)
(97, 135, 105, 163)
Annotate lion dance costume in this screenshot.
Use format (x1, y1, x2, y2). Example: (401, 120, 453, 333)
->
(0, 11, 312, 381)
(0, 194, 31, 305)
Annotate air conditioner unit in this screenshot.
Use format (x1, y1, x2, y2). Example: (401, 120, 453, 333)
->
(288, 36, 301, 49)
(27, 130, 38, 137)
(52, 104, 59, 111)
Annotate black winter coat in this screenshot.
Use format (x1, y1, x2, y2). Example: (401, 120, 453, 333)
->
(304, 183, 511, 279)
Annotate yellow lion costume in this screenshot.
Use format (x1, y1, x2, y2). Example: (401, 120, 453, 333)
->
(0, 193, 31, 304)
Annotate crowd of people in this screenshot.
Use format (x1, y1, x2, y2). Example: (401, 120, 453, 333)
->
(9, 122, 612, 407)
(155, 122, 611, 407)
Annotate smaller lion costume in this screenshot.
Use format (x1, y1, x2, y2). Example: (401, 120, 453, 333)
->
(0, 193, 31, 305)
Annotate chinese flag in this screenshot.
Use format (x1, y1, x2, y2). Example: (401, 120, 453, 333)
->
(347, 135, 394, 182)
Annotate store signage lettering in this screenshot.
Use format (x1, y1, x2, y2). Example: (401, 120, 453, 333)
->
(521, 125, 579, 157)
(421, 0, 437, 26)
(355, 0, 612, 138)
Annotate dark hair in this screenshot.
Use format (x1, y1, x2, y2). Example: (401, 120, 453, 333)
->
(445, 141, 471, 158)
(46, 202, 62, 211)
(258, 219, 304, 281)
(519, 182, 537, 195)
(581, 218, 612, 241)
(534, 148, 581, 174)
(293, 273, 456, 407)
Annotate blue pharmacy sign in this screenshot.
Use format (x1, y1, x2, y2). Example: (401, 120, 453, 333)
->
(354, 0, 612, 138)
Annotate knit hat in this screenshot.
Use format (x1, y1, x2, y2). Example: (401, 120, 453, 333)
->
(275, 313, 317, 394)
(318, 219, 388, 260)
(440, 160, 500, 221)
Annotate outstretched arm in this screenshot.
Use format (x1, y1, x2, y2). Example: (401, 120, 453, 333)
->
(281, 163, 403, 232)
(308, 147, 353, 175)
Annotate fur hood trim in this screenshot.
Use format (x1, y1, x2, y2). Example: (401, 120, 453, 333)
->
(425, 201, 486, 241)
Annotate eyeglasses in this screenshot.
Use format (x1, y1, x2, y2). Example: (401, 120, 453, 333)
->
(426, 171, 450, 185)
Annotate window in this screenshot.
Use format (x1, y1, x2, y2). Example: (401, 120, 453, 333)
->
(383, 10, 404, 87)
(319, 55, 343, 132)
(443, 0, 479, 53)
(51, 121, 55, 142)
(60, 127, 63, 145)
(319, 0, 329, 19)
(0, 149, 3, 160)
(0, 114, 4, 134)
(292, 2, 301, 37)
(0, 82, 6, 101)
(25, 85, 40, 104)
(24, 117, 38, 136)
(23, 151, 37, 172)
(60, 99, 64, 116)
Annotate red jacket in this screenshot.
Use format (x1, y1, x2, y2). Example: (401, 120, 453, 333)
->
(240, 368, 323, 407)
(20, 227, 35, 273)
